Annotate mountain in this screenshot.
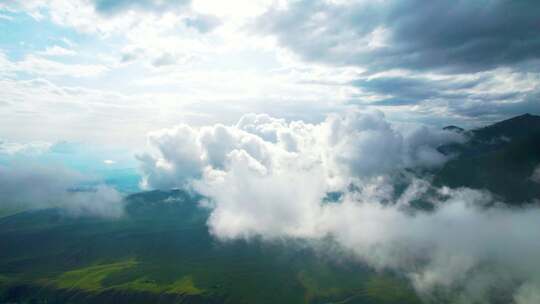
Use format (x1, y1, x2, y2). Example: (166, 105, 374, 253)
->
(472, 113, 540, 141)
(442, 125, 465, 133)
(0, 190, 420, 304)
(1, 114, 539, 304)
(435, 113, 540, 204)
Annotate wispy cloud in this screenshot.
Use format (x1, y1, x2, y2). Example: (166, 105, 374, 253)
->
(0, 162, 124, 217)
(0, 13, 13, 21)
(39, 45, 77, 57)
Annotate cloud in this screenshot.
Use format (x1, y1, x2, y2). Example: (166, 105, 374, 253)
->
(139, 111, 462, 189)
(120, 49, 142, 63)
(92, 0, 191, 16)
(3, 0, 538, 129)
(531, 165, 540, 184)
(351, 75, 484, 106)
(304, 185, 540, 303)
(138, 111, 465, 241)
(184, 14, 221, 33)
(0, 162, 124, 217)
(39, 45, 77, 57)
(255, 0, 540, 73)
(138, 111, 540, 302)
(137, 125, 204, 190)
(515, 282, 540, 304)
(0, 13, 13, 21)
(0, 139, 52, 155)
(151, 52, 178, 67)
(251, 0, 540, 122)
(12, 55, 107, 78)
(349, 68, 540, 122)
(1, 0, 196, 39)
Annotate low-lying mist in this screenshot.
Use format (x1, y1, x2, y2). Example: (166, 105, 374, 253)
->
(0, 162, 124, 217)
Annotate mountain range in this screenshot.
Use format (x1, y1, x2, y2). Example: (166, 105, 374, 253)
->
(1, 114, 539, 304)
(436, 113, 540, 204)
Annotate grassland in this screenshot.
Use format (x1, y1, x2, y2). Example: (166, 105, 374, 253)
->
(51, 259, 138, 292)
(0, 190, 422, 304)
(365, 276, 419, 304)
(41, 259, 203, 296)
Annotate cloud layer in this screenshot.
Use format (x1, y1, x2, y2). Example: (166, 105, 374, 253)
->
(138, 111, 465, 243)
(135, 111, 540, 302)
(92, 0, 190, 16)
(2, 0, 539, 147)
(256, 0, 540, 73)
(253, 0, 540, 121)
(139, 111, 540, 302)
(0, 162, 124, 217)
(139, 111, 462, 189)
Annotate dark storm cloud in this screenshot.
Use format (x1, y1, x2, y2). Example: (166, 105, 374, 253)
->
(256, 0, 540, 73)
(92, 0, 191, 15)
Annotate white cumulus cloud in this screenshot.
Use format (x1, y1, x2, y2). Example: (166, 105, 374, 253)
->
(138, 110, 540, 302)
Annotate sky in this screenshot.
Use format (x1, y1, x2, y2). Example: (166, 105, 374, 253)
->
(1, 0, 539, 150)
(2, 1, 540, 303)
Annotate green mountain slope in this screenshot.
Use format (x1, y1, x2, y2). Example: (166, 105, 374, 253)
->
(0, 190, 419, 304)
(435, 113, 540, 204)
(3, 114, 539, 303)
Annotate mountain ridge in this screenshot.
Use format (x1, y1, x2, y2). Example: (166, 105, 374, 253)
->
(435, 113, 540, 204)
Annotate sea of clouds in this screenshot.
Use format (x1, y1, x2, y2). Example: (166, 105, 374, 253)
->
(2, 110, 539, 302)
(139, 111, 540, 303)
